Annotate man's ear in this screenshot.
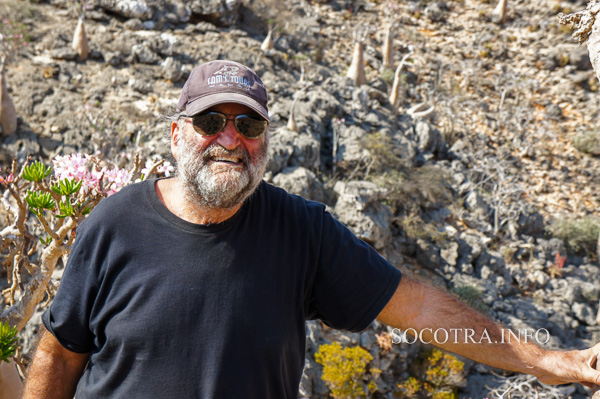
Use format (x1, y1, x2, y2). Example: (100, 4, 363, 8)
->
(171, 121, 180, 158)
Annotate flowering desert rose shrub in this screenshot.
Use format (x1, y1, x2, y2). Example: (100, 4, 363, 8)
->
(0, 153, 163, 369)
(52, 153, 131, 195)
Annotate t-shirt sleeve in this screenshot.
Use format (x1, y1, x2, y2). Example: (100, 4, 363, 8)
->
(41, 221, 99, 353)
(306, 209, 402, 332)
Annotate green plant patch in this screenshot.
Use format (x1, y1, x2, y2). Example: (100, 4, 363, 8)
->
(548, 216, 600, 257)
(0, 322, 18, 363)
(451, 285, 489, 315)
(573, 130, 600, 156)
(380, 68, 395, 85)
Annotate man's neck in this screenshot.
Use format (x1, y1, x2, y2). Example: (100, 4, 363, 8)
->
(155, 177, 243, 225)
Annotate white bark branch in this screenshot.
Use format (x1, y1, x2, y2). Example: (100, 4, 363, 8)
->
(0, 217, 74, 332)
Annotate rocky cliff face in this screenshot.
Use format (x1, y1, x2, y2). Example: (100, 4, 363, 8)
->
(1, 0, 599, 397)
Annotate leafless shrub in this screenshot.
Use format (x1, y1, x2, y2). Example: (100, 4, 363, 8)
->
(468, 157, 526, 235)
(363, 132, 453, 213)
(486, 373, 574, 399)
(287, 83, 313, 132)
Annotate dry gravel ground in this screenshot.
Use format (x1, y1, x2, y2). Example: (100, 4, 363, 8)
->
(3, 0, 599, 224)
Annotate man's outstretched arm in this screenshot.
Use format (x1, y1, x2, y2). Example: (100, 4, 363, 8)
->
(377, 275, 600, 387)
(23, 325, 89, 399)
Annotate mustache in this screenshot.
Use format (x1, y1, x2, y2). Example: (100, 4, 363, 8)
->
(202, 144, 251, 165)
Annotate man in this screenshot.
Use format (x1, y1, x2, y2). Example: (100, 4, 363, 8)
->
(24, 60, 600, 398)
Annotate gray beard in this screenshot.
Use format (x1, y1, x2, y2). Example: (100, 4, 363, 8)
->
(175, 134, 269, 209)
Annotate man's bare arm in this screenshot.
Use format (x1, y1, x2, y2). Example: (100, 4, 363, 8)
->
(377, 275, 600, 387)
(23, 325, 89, 399)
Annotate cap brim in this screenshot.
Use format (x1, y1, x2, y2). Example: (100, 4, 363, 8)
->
(185, 92, 270, 122)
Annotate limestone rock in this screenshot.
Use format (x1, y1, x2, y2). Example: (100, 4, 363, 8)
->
(191, 0, 241, 26)
(161, 57, 183, 81)
(589, 6, 600, 83)
(573, 302, 596, 326)
(131, 44, 160, 64)
(98, 0, 154, 20)
(272, 166, 326, 203)
(333, 181, 392, 250)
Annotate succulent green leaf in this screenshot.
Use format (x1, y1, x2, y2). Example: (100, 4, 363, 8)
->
(0, 322, 18, 363)
(22, 161, 52, 182)
(39, 236, 52, 245)
(26, 190, 56, 211)
(40, 193, 56, 209)
(56, 200, 75, 218)
(25, 192, 37, 209)
(51, 178, 82, 196)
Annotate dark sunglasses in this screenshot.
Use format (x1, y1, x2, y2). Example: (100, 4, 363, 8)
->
(180, 112, 269, 139)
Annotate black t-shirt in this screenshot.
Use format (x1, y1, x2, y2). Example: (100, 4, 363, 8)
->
(42, 179, 402, 399)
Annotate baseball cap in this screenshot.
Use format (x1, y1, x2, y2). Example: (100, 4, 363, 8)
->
(177, 60, 270, 121)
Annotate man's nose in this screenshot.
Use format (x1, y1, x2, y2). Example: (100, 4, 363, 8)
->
(215, 120, 241, 150)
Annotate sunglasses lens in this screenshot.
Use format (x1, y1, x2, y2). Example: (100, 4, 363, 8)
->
(189, 112, 268, 139)
(192, 113, 226, 136)
(235, 115, 268, 139)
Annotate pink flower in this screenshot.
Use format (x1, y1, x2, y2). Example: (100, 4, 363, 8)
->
(0, 173, 14, 184)
(91, 166, 130, 196)
(53, 153, 91, 181)
(141, 159, 154, 176)
(156, 161, 174, 177)
(141, 160, 173, 179)
(52, 153, 129, 195)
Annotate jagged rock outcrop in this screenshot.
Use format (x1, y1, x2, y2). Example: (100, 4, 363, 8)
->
(559, 1, 600, 83)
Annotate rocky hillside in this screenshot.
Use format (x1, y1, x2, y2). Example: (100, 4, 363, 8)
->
(1, 0, 600, 397)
